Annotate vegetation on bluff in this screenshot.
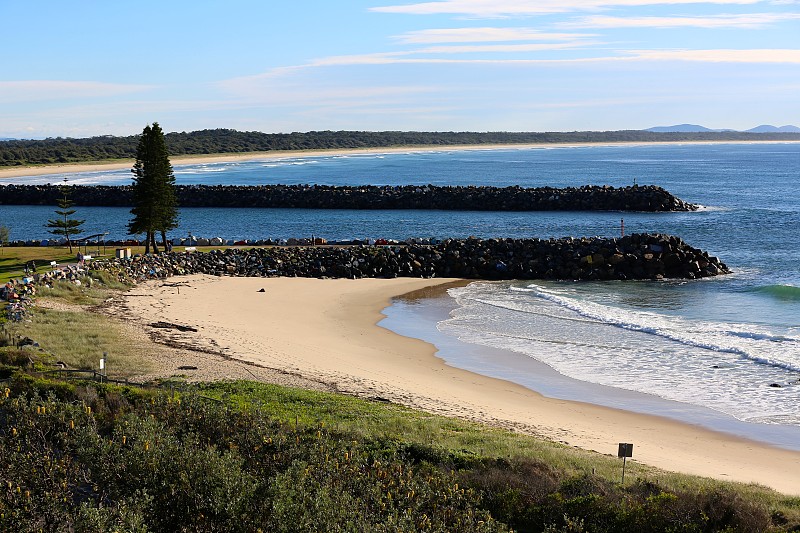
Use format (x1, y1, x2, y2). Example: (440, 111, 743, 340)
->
(2, 129, 800, 167)
(0, 367, 797, 532)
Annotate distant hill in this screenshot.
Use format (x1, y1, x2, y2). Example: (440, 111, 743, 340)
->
(745, 125, 800, 133)
(646, 124, 716, 133)
(648, 124, 799, 133)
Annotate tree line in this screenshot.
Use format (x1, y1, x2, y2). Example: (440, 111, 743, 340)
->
(2, 129, 800, 166)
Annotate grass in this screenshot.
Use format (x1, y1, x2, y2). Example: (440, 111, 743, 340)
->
(4, 304, 153, 377)
(0, 246, 79, 283)
(195, 379, 799, 517)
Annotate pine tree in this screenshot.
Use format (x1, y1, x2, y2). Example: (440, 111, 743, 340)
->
(128, 123, 178, 253)
(45, 177, 84, 252)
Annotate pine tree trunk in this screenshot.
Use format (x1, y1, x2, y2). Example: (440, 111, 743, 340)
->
(144, 232, 151, 254)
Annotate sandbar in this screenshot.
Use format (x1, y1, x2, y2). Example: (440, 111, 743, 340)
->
(3, 140, 800, 180)
(120, 274, 800, 495)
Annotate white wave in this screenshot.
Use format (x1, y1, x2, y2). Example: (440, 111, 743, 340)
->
(695, 204, 730, 212)
(726, 330, 796, 343)
(526, 282, 800, 374)
(460, 292, 603, 326)
(176, 167, 228, 174)
(440, 281, 800, 425)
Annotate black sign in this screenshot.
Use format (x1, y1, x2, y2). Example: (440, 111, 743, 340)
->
(618, 443, 634, 458)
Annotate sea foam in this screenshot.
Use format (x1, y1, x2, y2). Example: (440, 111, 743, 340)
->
(439, 281, 800, 425)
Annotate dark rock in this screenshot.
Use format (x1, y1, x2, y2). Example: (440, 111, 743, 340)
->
(0, 184, 698, 212)
(17, 337, 35, 346)
(86, 233, 730, 283)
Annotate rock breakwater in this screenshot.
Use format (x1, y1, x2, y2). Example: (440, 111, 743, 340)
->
(0, 184, 697, 211)
(89, 233, 727, 282)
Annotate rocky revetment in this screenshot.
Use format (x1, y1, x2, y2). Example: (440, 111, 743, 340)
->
(0, 184, 698, 211)
(87, 233, 727, 282)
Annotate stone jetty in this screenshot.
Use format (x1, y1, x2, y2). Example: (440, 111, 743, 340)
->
(0, 184, 697, 211)
(88, 233, 728, 282)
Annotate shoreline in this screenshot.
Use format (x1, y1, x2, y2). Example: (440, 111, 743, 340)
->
(384, 285, 800, 451)
(121, 274, 800, 495)
(3, 139, 800, 180)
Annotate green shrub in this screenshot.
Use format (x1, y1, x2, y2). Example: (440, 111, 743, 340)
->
(0, 373, 793, 532)
(0, 348, 30, 367)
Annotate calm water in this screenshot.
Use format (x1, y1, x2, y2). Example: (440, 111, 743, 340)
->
(2, 143, 799, 437)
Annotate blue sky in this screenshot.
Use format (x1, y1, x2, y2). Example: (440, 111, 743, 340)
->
(2, 0, 799, 138)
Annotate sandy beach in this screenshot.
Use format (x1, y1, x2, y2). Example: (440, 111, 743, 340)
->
(1, 145, 551, 179)
(120, 274, 800, 495)
(3, 140, 800, 180)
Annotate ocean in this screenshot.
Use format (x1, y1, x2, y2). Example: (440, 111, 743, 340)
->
(2, 142, 799, 446)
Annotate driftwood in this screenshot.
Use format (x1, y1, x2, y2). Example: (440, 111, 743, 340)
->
(148, 321, 198, 333)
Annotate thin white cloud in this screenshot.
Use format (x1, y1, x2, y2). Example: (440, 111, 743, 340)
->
(228, 40, 597, 77)
(415, 41, 599, 53)
(371, 0, 763, 17)
(395, 27, 593, 43)
(218, 47, 800, 83)
(266, 86, 441, 106)
(627, 48, 800, 62)
(308, 52, 410, 66)
(0, 80, 154, 103)
(219, 47, 800, 83)
(300, 55, 577, 66)
(565, 13, 800, 28)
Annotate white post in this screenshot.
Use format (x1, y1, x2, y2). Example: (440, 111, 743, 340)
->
(100, 352, 107, 382)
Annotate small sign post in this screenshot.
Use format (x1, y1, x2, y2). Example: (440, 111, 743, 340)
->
(618, 442, 634, 483)
(100, 352, 107, 383)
